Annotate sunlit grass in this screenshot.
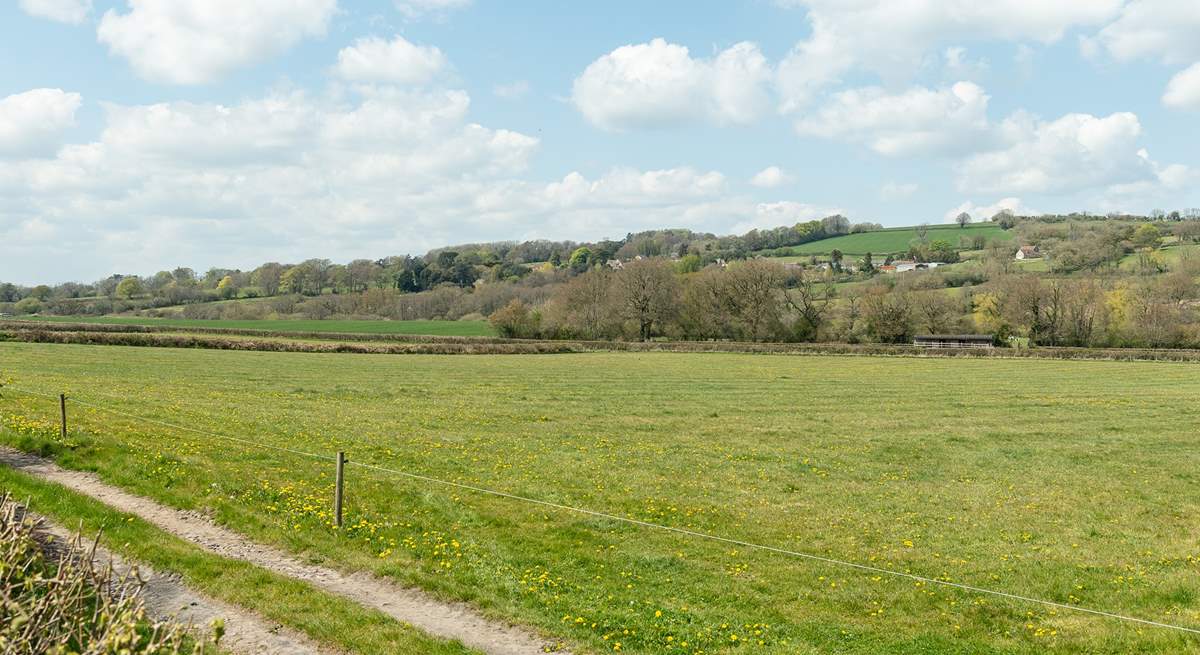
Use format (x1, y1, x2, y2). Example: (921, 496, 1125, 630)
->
(2, 342, 1199, 654)
(9, 316, 495, 337)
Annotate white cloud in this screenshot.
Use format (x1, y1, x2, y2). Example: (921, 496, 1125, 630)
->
(943, 46, 988, 79)
(18, 0, 91, 24)
(395, 0, 471, 19)
(571, 38, 771, 131)
(750, 166, 793, 188)
(880, 182, 918, 200)
(776, 0, 1121, 110)
(493, 80, 530, 100)
(335, 35, 448, 85)
(97, 0, 337, 84)
(2, 76, 827, 282)
(0, 88, 82, 158)
(1090, 0, 1200, 65)
(943, 197, 1031, 223)
(1163, 62, 1200, 110)
(957, 111, 1188, 195)
(795, 81, 991, 156)
(732, 201, 841, 232)
(542, 167, 726, 208)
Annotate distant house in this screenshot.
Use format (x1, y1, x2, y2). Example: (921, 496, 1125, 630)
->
(913, 334, 994, 349)
(1015, 245, 1041, 260)
(878, 265, 897, 273)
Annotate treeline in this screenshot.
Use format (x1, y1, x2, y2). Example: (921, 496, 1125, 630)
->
(0, 214, 866, 316)
(489, 253, 1200, 349)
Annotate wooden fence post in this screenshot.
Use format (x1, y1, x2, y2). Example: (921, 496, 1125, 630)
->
(59, 394, 67, 440)
(334, 451, 346, 528)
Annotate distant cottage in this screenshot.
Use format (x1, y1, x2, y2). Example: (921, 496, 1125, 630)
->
(1015, 245, 1041, 260)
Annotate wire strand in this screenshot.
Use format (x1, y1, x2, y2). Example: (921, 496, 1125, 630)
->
(2, 385, 331, 462)
(2, 383, 1198, 636)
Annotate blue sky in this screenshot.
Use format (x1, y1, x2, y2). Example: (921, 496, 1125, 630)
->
(2, 0, 1199, 283)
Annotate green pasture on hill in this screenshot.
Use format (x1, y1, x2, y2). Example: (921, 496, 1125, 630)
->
(2, 343, 1198, 654)
(9, 315, 495, 337)
(763, 223, 1014, 257)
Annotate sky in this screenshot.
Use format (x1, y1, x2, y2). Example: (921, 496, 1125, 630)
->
(1, 0, 1199, 284)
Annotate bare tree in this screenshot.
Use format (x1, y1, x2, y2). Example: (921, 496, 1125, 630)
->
(785, 269, 835, 341)
(723, 259, 786, 340)
(614, 258, 680, 340)
(955, 212, 972, 228)
(562, 267, 615, 338)
(913, 291, 956, 334)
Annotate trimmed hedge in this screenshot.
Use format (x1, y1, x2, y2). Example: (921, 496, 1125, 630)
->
(4, 325, 1200, 362)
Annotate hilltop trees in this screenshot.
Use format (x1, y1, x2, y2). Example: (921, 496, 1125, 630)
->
(115, 277, 144, 299)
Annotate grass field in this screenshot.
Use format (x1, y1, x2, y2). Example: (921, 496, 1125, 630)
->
(10, 315, 496, 337)
(2, 343, 1199, 654)
(762, 224, 1014, 257)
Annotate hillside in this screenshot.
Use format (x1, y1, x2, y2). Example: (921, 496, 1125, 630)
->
(763, 223, 1012, 257)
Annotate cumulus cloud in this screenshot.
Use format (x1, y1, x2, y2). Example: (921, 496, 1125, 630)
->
(18, 0, 91, 24)
(0, 76, 824, 282)
(750, 166, 792, 188)
(1089, 0, 1200, 65)
(943, 197, 1032, 223)
(795, 82, 991, 156)
(1163, 62, 1200, 110)
(571, 38, 771, 130)
(957, 111, 1189, 196)
(0, 88, 82, 158)
(776, 0, 1121, 110)
(732, 201, 842, 233)
(335, 35, 448, 85)
(97, 0, 337, 84)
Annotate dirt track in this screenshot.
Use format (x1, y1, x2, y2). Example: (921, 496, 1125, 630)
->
(32, 513, 325, 655)
(0, 447, 567, 655)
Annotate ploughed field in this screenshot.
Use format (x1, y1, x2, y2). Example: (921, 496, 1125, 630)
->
(1, 342, 1198, 654)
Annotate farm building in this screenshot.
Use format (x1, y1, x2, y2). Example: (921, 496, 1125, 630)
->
(885, 261, 945, 273)
(1015, 245, 1041, 260)
(913, 334, 995, 349)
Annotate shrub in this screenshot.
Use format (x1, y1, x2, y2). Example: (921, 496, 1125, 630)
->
(0, 494, 215, 654)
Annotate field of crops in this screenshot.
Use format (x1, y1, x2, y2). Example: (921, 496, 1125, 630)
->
(764, 224, 1013, 257)
(2, 342, 1198, 654)
(10, 316, 495, 337)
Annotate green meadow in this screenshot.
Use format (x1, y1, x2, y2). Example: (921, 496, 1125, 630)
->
(767, 223, 1013, 257)
(2, 342, 1198, 654)
(9, 315, 495, 337)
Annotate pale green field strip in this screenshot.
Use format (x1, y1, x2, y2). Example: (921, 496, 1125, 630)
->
(13, 316, 496, 337)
